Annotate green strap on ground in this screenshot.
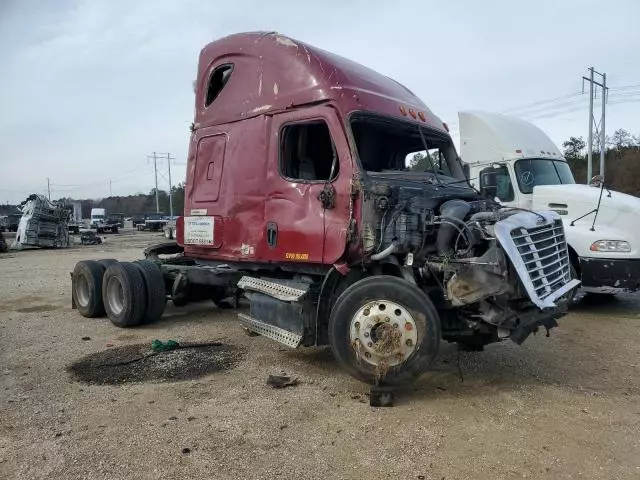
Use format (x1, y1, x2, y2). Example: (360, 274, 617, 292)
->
(151, 339, 179, 352)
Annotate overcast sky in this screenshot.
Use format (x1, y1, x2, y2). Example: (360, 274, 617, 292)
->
(1, 0, 638, 204)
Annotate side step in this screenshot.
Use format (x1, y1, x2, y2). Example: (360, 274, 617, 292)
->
(237, 276, 308, 302)
(238, 313, 303, 348)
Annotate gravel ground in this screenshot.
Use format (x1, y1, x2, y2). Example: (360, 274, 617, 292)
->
(1, 231, 639, 479)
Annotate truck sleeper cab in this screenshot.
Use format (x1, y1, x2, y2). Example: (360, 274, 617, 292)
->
(71, 33, 579, 385)
(460, 111, 640, 296)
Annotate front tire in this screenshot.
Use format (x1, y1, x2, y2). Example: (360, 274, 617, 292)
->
(328, 276, 441, 386)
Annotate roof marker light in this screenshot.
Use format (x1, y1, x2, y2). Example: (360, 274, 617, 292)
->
(409, 109, 417, 119)
(418, 111, 426, 122)
(399, 105, 407, 116)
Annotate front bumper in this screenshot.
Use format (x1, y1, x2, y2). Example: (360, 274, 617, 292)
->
(579, 257, 640, 293)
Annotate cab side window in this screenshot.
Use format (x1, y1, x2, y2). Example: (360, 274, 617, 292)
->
(481, 165, 514, 202)
(280, 121, 338, 181)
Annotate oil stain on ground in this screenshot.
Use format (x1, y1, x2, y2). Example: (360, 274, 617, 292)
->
(68, 342, 246, 385)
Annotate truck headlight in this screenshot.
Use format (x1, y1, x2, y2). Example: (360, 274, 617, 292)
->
(590, 240, 631, 252)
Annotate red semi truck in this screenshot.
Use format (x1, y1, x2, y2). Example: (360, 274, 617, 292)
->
(71, 32, 579, 385)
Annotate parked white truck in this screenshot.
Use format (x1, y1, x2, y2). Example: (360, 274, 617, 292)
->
(90, 208, 119, 234)
(459, 111, 640, 296)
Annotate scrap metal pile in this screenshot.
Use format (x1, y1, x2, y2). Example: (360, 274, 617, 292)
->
(12, 194, 70, 249)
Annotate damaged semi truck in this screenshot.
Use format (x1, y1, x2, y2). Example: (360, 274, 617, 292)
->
(71, 32, 579, 385)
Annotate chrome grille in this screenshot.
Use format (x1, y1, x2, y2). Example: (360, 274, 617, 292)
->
(510, 219, 571, 301)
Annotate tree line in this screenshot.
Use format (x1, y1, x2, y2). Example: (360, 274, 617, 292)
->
(561, 129, 640, 195)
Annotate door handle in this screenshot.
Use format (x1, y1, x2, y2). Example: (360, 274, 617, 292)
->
(267, 222, 278, 249)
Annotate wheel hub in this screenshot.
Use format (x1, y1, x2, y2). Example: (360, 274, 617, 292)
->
(76, 275, 90, 308)
(106, 276, 125, 315)
(349, 300, 418, 368)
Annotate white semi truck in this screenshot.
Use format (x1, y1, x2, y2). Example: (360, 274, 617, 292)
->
(459, 111, 640, 296)
(90, 208, 119, 234)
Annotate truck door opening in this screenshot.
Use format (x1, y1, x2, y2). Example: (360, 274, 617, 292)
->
(281, 122, 338, 182)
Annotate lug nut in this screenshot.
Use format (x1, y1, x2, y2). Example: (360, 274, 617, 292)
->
(364, 332, 369, 337)
(385, 316, 390, 322)
(367, 342, 373, 347)
(364, 352, 371, 358)
(393, 323, 399, 329)
(363, 308, 370, 316)
(354, 321, 360, 329)
(406, 339, 413, 347)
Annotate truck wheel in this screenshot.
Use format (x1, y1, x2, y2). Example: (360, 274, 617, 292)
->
(328, 276, 441, 386)
(72, 260, 106, 318)
(134, 260, 167, 323)
(102, 262, 147, 327)
(164, 228, 173, 240)
(97, 259, 118, 269)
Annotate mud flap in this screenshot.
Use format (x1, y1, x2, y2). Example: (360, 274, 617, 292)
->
(70, 271, 77, 310)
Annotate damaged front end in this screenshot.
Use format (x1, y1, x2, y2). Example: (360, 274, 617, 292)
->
(427, 208, 580, 344)
(361, 183, 580, 347)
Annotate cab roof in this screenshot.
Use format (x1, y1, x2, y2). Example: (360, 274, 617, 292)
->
(458, 111, 565, 165)
(194, 32, 446, 132)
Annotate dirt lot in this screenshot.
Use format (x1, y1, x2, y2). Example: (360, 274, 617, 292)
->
(1, 231, 639, 480)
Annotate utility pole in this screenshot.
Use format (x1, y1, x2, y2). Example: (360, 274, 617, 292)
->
(152, 151, 159, 213)
(47, 177, 51, 200)
(582, 67, 608, 182)
(586, 68, 594, 183)
(109, 179, 113, 197)
(147, 151, 175, 215)
(167, 153, 173, 217)
(599, 73, 607, 179)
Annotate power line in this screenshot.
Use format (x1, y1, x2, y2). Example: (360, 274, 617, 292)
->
(499, 92, 583, 115)
(50, 165, 149, 188)
(609, 83, 640, 91)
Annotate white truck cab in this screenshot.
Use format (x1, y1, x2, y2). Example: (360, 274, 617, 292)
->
(90, 208, 106, 228)
(459, 110, 640, 295)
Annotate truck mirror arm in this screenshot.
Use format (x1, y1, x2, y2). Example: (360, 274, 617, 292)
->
(569, 180, 606, 231)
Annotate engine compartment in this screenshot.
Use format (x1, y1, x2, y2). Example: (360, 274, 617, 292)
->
(360, 178, 577, 345)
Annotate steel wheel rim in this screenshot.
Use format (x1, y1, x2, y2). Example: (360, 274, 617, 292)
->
(349, 300, 419, 368)
(76, 275, 90, 308)
(106, 276, 125, 315)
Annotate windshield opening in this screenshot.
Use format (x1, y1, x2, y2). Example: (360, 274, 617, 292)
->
(350, 114, 463, 181)
(514, 159, 575, 194)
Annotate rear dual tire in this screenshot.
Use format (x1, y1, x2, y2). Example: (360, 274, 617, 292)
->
(102, 262, 147, 327)
(73, 259, 166, 327)
(72, 261, 107, 318)
(133, 260, 167, 323)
